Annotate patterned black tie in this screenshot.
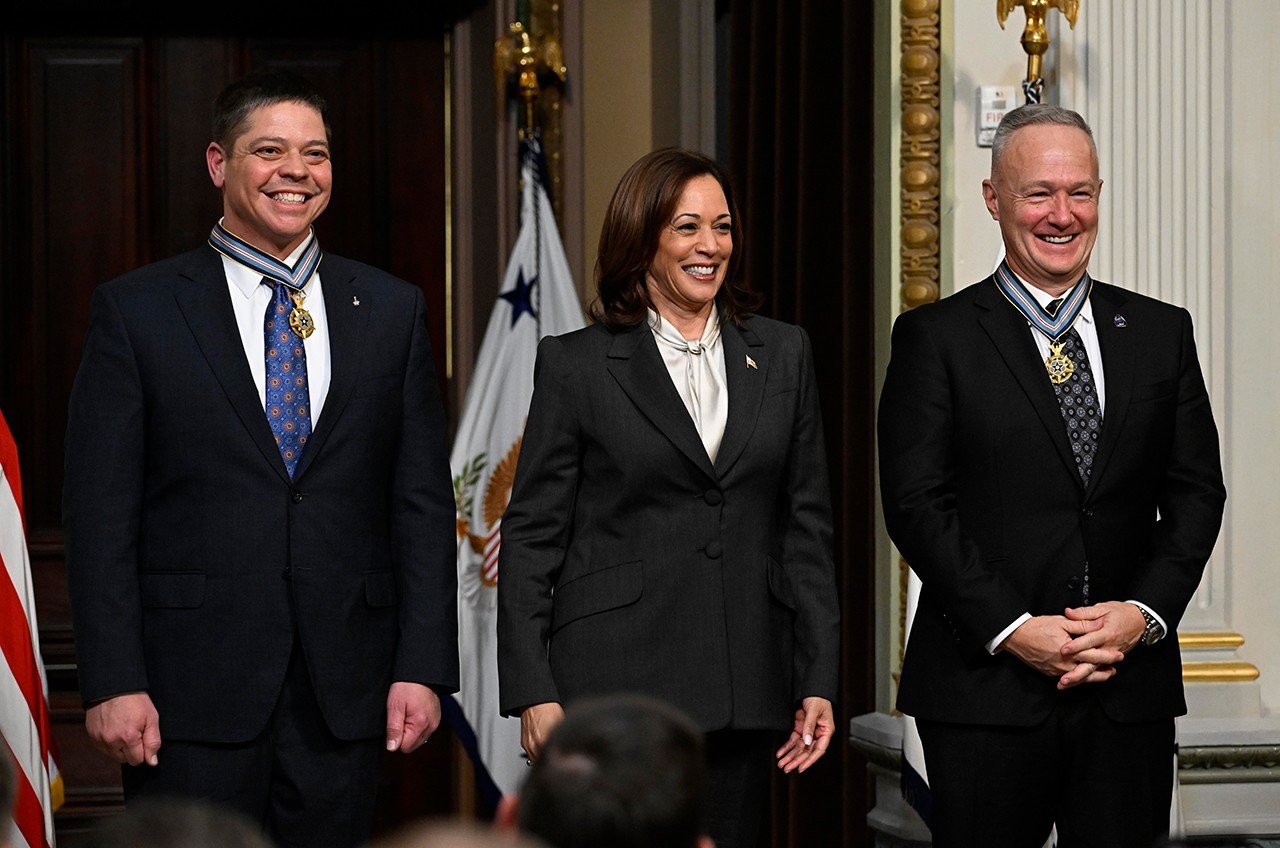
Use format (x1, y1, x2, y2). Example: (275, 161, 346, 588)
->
(1047, 299, 1102, 486)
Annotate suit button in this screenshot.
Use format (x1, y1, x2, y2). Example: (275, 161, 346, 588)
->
(1081, 508, 1093, 518)
(291, 491, 304, 504)
(704, 489, 723, 506)
(1066, 576, 1081, 590)
(283, 566, 293, 581)
(705, 541, 723, 558)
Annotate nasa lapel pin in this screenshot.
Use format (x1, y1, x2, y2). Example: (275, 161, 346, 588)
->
(1114, 314, 1126, 328)
(745, 354, 757, 370)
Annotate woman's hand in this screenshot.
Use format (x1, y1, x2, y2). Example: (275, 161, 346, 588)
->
(520, 701, 565, 763)
(775, 696, 835, 773)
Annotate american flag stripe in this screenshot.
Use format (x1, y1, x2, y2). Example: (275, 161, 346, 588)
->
(1, 410, 60, 848)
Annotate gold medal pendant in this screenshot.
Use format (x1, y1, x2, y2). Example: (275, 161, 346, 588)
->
(1045, 340, 1075, 384)
(288, 290, 315, 339)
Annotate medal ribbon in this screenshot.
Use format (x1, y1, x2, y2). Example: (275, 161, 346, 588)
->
(208, 222, 323, 294)
(993, 261, 1091, 342)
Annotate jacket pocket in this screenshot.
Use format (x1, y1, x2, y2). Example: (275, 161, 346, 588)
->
(766, 557, 797, 611)
(139, 572, 205, 608)
(551, 559, 642, 633)
(364, 569, 397, 607)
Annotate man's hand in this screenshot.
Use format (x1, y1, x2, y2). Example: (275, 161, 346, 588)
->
(776, 696, 835, 774)
(386, 682, 441, 753)
(1062, 601, 1147, 659)
(519, 702, 565, 763)
(85, 692, 161, 766)
(999, 614, 1120, 689)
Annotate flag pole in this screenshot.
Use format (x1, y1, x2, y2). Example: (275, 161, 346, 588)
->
(446, 13, 583, 814)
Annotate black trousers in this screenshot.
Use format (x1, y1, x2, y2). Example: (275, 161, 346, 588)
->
(703, 729, 780, 848)
(123, 640, 384, 848)
(917, 692, 1175, 848)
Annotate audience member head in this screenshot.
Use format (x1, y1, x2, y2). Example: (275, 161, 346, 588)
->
(84, 796, 274, 848)
(500, 694, 712, 848)
(372, 817, 548, 848)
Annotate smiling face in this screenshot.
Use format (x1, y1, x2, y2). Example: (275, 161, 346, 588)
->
(645, 174, 733, 332)
(983, 122, 1102, 296)
(206, 100, 332, 259)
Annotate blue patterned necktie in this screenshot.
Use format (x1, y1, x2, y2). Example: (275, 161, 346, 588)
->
(264, 280, 311, 477)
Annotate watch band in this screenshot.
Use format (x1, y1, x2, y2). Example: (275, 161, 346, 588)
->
(1137, 606, 1165, 646)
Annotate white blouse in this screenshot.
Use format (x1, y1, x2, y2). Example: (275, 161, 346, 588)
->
(648, 305, 729, 462)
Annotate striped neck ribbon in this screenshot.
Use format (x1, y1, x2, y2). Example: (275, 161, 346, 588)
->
(994, 261, 1092, 341)
(208, 223, 323, 294)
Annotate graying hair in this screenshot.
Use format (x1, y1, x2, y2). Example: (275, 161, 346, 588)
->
(991, 103, 1096, 172)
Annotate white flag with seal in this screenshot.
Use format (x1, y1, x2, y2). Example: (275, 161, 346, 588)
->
(448, 136, 585, 804)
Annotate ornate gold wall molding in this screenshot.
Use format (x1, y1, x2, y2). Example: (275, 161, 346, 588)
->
(1183, 662, 1261, 683)
(896, 0, 942, 679)
(900, 0, 942, 313)
(1180, 631, 1247, 650)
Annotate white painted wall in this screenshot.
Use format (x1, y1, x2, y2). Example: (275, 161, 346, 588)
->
(943, 3, 1034, 292)
(1221, 0, 1280, 714)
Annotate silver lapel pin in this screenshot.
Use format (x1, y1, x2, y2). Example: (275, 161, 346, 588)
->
(353, 296, 361, 307)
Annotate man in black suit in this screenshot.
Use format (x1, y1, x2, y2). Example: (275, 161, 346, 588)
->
(878, 104, 1226, 847)
(62, 68, 457, 848)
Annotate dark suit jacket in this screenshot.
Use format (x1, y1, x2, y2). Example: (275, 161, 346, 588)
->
(63, 244, 458, 744)
(878, 276, 1226, 726)
(496, 315, 840, 731)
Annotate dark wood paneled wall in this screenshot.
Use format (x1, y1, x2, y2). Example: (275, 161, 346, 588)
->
(2, 25, 467, 844)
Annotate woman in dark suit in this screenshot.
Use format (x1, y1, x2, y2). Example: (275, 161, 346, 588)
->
(496, 148, 839, 848)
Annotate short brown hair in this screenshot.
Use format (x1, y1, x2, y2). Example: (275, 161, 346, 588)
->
(212, 68, 331, 151)
(589, 148, 761, 328)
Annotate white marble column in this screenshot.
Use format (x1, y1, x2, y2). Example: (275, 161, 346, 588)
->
(1052, 3, 1280, 837)
(1056, 2, 1231, 637)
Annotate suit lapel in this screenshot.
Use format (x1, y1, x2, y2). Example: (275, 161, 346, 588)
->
(714, 320, 766, 477)
(173, 246, 291, 483)
(293, 255, 369, 480)
(974, 278, 1082, 485)
(1085, 283, 1134, 495)
(606, 322, 718, 482)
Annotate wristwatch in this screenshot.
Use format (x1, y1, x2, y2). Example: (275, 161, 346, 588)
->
(1137, 606, 1165, 646)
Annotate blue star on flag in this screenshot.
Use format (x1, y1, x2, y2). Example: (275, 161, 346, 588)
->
(500, 267, 539, 328)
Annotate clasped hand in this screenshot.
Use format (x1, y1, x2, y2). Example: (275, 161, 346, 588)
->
(1000, 601, 1146, 689)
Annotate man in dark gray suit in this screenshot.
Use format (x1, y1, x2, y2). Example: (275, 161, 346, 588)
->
(878, 104, 1226, 847)
(63, 68, 457, 848)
